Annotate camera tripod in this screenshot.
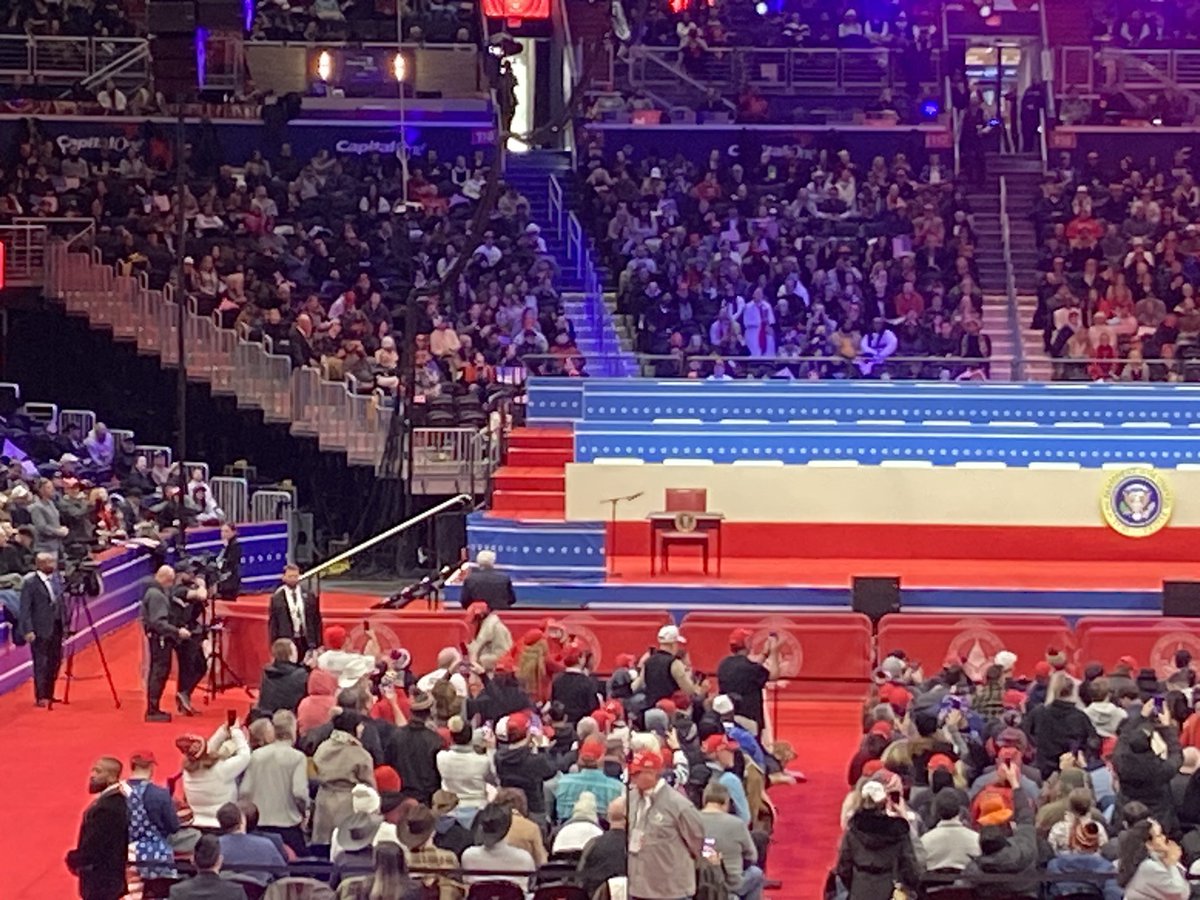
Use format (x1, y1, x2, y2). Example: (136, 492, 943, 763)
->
(58, 586, 121, 709)
(199, 603, 254, 704)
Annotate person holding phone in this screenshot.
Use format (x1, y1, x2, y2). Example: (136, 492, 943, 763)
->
(716, 628, 780, 737)
(1112, 699, 1184, 836)
(175, 720, 252, 831)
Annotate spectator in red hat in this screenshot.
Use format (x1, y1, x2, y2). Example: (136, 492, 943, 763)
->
(550, 642, 604, 726)
(494, 712, 557, 828)
(466, 601, 512, 666)
(467, 655, 532, 724)
(697, 734, 750, 824)
(315, 623, 379, 692)
(627, 749, 705, 900)
(717, 628, 780, 736)
(554, 737, 624, 823)
(127, 749, 182, 878)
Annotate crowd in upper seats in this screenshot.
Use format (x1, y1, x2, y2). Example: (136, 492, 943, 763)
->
(2, 118, 586, 405)
(1089, 2, 1200, 48)
(0, 408, 223, 630)
(1030, 149, 1200, 382)
(0, 0, 141, 38)
(837, 646, 1200, 899)
(576, 139, 995, 380)
(249, 0, 478, 44)
(68, 597, 797, 899)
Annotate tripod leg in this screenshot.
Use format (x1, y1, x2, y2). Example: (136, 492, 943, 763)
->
(78, 593, 122, 709)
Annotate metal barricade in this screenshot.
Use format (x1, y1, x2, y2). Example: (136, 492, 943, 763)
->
(251, 488, 294, 523)
(182, 461, 210, 482)
(211, 476, 249, 525)
(136, 444, 172, 466)
(290, 366, 322, 438)
(59, 408, 96, 438)
(317, 380, 350, 453)
(110, 428, 135, 446)
(32, 35, 90, 80)
(20, 402, 58, 429)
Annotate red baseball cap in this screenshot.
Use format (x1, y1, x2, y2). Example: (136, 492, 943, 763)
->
(1033, 661, 1052, 678)
(868, 720, 892, 737)
(702, 734, 738, 755)
(578, 739, 605, 763)
(1002, 689, 1027, 710)
(862, 759, 885, 777)
(324, 625, 347, 648)
(729, 627, 753, 650)
(926, 754, 954, 773)
(374, 766, 401, 793)
(1117, 655, 1138, 671)
(130, 750, 157, 767)
(603, 699, 624, 721)
(466, 602, 489, 620)
(591, 709, 614, 732)
(615, 653, 637, 669)
(629, 750, 665, 775)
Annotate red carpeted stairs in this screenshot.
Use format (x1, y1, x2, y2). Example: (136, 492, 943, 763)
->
(490, 427, 573, 518)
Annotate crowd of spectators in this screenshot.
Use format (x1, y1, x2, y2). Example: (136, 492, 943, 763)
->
(66, 598, 798, 899)
(1031, 149, 1200, 382)
(1090, 2, 1200, 49)
(836, 645, 1200, 899)
(0, 408, 225, 629)
(2, 117, 587, 407)
(249, 0, 478, 44)
(576, 139, 995, 380)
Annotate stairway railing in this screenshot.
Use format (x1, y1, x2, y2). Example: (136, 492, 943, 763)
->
(999, 176, 1027, 381)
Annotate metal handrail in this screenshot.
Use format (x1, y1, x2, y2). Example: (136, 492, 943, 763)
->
(999, 176, 1026, 381)
(627, 46, 737, 110)
(299, 493, 470, 581)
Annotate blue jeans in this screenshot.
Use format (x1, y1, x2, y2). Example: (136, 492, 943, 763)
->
(737, 865, 765, 900)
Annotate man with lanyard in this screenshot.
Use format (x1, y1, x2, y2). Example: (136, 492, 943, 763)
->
(268, 564, 321, 659)
(171, 564, 209, 716)
(140, 565, 187, 722)
(633, 625, 706, 708)
(627, 750, 705, 900)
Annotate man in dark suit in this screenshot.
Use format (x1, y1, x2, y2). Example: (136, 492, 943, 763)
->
(18, 550, 65, 707)
(168, 834, 245, 900)
(287, 313, 318, 369)
(214, 522, 241, 600)
(267, 564, 321, 659)
(66, 757, 130, 900)
(460, 549, 517, 611)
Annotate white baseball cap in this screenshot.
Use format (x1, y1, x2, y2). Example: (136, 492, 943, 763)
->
(712, 694, 735, 715)
(994, 650, 1018, 670)
(657, 624, 686, 644)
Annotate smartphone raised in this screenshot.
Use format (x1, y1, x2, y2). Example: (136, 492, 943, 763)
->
(226, 709, 238, 728)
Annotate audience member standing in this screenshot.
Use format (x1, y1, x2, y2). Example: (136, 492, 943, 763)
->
(239, 711, 309, 856)
(312, 712, 377, 846)
(717, 628, 780, 736)
(66, 758, 130, 900)
(386, 691, 442, 805)
(267, 564, 321, 658)
(176, 723, 252, 830)
(627, 750, 705, 900)
(18, 550, 65, 707)
(30, 477, 66, 557)
(459, 549, 517, 610)
(126, 750, 182, 878)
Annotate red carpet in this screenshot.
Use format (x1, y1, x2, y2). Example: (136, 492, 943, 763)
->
(0, 623, 862, 900)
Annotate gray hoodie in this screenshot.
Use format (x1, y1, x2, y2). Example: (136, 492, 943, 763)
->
(1085, 701, 1128, 738)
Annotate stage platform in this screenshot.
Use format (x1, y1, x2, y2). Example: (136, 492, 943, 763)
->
(440, 555, 1185, 617)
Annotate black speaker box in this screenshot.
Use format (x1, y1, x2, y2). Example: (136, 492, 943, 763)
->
(852, 576, 901, 623)
(148, 1, 197, 34)
(1163, 581, 1200, 618)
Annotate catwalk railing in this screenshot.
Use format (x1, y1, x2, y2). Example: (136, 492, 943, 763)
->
(0, 34, 148, 84)
(627, 44, 944, 97)
(1055, 45, 1200, 96)
(45, 243, 498, 482)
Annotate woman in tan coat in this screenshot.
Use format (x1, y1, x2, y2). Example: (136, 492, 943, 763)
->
(311, 711, 376, 845)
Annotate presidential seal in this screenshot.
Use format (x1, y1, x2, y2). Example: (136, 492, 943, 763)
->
(1102, 467, 1172, 537)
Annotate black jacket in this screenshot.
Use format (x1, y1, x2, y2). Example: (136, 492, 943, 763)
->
(166, 871, 246, 900)
(550, 670, 603, 725)
(578, 827, 626, 896)
(67, 787, 130, 900)
(963, 823, 1040, 897)
(18, 571, 63, 638)
(255, 661, 308, 715)
(835, 809, 921, 900)
(467, 676, 532, 723)
(460, 567, 516, 611)
(215, 537, 241, 599)
(1114, 726, 1183, 834)
(385, 720, 443, 805)
(1025, 699, 1098, 777)
(267, 586, 321, 646)
(494, 744, 557, 817)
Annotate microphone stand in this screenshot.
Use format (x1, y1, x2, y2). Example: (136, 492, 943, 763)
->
(599, 491, 643, 578)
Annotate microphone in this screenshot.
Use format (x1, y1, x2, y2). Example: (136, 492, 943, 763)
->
(623, 491, 645, 502)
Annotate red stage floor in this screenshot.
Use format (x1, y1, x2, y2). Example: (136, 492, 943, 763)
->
(0, 623, 856, 900)
(605, 554, 1198, 590)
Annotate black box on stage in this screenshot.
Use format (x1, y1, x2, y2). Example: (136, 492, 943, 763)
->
(1163, 581, 1200, 618)
(852, 576, 901, 623)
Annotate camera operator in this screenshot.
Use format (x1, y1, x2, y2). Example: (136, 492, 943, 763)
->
(140, 565, 188, 723)
(214, 523, 241, 601)
(171, 564, 210, 716)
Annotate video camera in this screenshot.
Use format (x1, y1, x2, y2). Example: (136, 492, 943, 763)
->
(61, 545, 102, 597)
(177, 551, 220, 587)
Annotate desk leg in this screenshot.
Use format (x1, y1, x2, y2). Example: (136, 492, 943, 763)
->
(717, 526, 723, 577)
(650, 524, 656, 577)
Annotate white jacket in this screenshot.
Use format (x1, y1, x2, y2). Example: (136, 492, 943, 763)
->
(183, 727, 251, 828)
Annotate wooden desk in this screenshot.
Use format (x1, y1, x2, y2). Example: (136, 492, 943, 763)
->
(647, 512, 725, 576)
